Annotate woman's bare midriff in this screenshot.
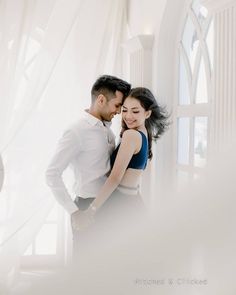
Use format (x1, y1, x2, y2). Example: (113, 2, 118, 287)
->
(119, 168, 142, 188)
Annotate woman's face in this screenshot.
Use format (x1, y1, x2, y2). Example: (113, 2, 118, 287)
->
(122, 96, 150, 130)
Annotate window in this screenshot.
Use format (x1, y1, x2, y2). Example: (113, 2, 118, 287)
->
(21, 204, 69, 268)
(175, 0, 213, 189)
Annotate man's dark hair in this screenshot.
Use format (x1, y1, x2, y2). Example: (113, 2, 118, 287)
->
(91, 75, 131, 102)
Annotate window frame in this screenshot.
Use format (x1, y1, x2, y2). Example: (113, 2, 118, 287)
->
(173, 0, 213, 189)
(20, 204, 70, 269)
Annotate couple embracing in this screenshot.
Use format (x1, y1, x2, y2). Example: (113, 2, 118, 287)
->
(46, 75, 168, 258)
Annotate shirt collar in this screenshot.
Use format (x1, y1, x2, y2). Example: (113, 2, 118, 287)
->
(83, 110, 112, 127)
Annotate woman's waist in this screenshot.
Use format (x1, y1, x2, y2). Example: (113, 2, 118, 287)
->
(116, 183, 140, 195)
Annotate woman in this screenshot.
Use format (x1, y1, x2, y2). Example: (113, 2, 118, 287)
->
(74, 87, 169, 230)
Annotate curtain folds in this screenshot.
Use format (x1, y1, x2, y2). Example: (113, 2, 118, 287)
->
(0, 0, 128, 290)
(0, 155, 3, 192)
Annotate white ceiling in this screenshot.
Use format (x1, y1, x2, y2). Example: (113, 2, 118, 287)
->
(127, 0, 167, 37)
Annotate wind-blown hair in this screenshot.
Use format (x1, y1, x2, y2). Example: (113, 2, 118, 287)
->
(122, 87, 170, 160)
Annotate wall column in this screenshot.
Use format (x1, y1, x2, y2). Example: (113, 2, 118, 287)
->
(202, 0, 236, 150)
(125, 34, 154, 87)
(124, 35, 155, 204)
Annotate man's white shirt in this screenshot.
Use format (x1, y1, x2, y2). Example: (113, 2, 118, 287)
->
(46, 111, 116, 214)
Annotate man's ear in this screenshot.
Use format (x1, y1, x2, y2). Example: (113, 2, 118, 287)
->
(97, 94, 105, 106)
(146, 110, 152, 119)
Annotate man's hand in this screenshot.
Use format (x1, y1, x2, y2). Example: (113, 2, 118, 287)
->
(71, 209, 94, 231)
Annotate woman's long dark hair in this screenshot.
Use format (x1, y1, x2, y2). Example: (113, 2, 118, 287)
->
(121, 87, 170, 160)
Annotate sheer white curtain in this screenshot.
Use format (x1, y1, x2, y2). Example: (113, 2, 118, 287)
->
(0, 0, 127, 289)
(0, 0, 84, 287)
(0, 156, 3, 191)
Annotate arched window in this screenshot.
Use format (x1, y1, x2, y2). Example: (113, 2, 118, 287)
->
(175, 0, 214, 189)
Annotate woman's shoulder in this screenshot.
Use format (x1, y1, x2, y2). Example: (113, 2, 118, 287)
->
(123, 129, 141, 135)
(122, 129, 142, 142)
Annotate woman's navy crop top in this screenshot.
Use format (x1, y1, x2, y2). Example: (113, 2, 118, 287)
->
(110, 130, 148, 170)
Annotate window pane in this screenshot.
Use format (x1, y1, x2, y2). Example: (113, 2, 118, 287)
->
(206, 20, 214, 71)
(177, 117, 190, 165)
(194, 117, 208, 167)
(182, 15, 199, 73)
(195, 57, 208, 103)
(35, 224, 57, 255)
(191, 0, 208, 27)
(179, 54, 190, 105)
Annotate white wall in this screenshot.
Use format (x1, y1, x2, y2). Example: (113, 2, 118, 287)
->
(127, 0, 188, 196)
(153, 0, 188, 194)
(127, 0, 167, 36)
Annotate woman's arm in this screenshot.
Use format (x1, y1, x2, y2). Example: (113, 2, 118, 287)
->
(88, 129, 141, 214)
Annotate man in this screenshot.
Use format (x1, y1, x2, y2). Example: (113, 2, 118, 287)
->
(45, 75, 131, 257)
